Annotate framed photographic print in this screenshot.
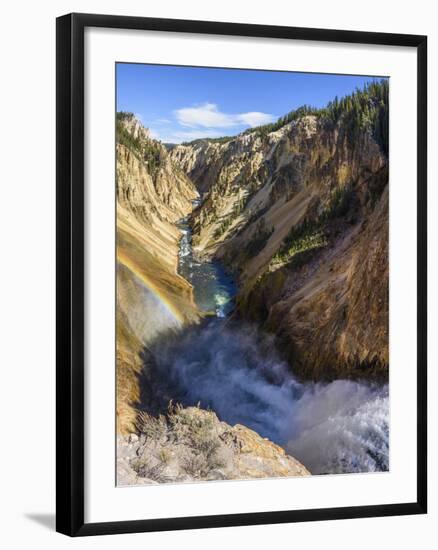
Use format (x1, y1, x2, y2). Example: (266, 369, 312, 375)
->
(56, 13, 427, 536)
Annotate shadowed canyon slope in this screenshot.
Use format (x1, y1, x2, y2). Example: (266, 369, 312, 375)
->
(170, 82, 389, 380)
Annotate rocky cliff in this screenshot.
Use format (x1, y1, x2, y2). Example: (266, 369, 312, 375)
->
(170, 81, 389, 380)
(116, 113, 199, 433)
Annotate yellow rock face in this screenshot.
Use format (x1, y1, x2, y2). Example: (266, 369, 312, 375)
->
(171, 115, 389, 380)
(116, 116, 200, 433)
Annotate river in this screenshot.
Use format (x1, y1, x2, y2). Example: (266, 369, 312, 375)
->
(148, 210, 389, 476)
(177, 215, 236, 318)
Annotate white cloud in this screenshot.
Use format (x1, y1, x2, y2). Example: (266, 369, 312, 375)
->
(175, 103, 233, 128)
(174, 102, 275, 129)
(149, 102, 275, 144)
(237, 111, 276, 127)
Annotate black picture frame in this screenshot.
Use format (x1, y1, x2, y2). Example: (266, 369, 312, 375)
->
(56, 12, 427, 537)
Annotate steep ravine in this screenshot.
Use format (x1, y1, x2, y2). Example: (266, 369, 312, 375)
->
(119, 194, 388, 479)
(116, 80, 390, 484)
(170, 83, 389, 380)
(137, 223, 389, 475)
(116, 114, 311, 484)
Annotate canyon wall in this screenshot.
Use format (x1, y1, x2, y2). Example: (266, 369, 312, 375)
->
(170, 83, 389, 380)
(116, 114, 199, 433)
(116, 114, 311, 480)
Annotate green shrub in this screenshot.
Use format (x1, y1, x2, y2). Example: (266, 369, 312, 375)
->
(242, 79, 389, 156)
(116, 118, 143, 156)
(116, 111, 163, 176)
(320, 186, 354, 221)
(213, 217, 233, 239)
(245, 219, 274, 257)
(181, 135, 236, 146)
(271, 185, 353, 267)
(272, 231, 327, 265)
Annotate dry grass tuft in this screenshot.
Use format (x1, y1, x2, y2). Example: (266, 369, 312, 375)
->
(136, 411, 168, 441)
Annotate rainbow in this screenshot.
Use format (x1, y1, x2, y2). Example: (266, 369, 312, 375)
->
(117, 250, 185, 325)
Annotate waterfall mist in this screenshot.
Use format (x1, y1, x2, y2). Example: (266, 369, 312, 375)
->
(148, 320, 389, 475)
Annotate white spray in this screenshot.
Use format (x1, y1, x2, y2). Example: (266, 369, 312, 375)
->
(149, 321, 389, 475)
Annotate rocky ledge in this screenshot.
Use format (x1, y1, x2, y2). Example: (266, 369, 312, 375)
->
(117, 405, 310, 485)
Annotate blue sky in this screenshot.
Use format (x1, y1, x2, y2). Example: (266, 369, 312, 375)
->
(117, 64, 384, 144)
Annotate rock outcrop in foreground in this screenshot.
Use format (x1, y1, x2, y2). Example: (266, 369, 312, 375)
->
(117, 405, 309, 485)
